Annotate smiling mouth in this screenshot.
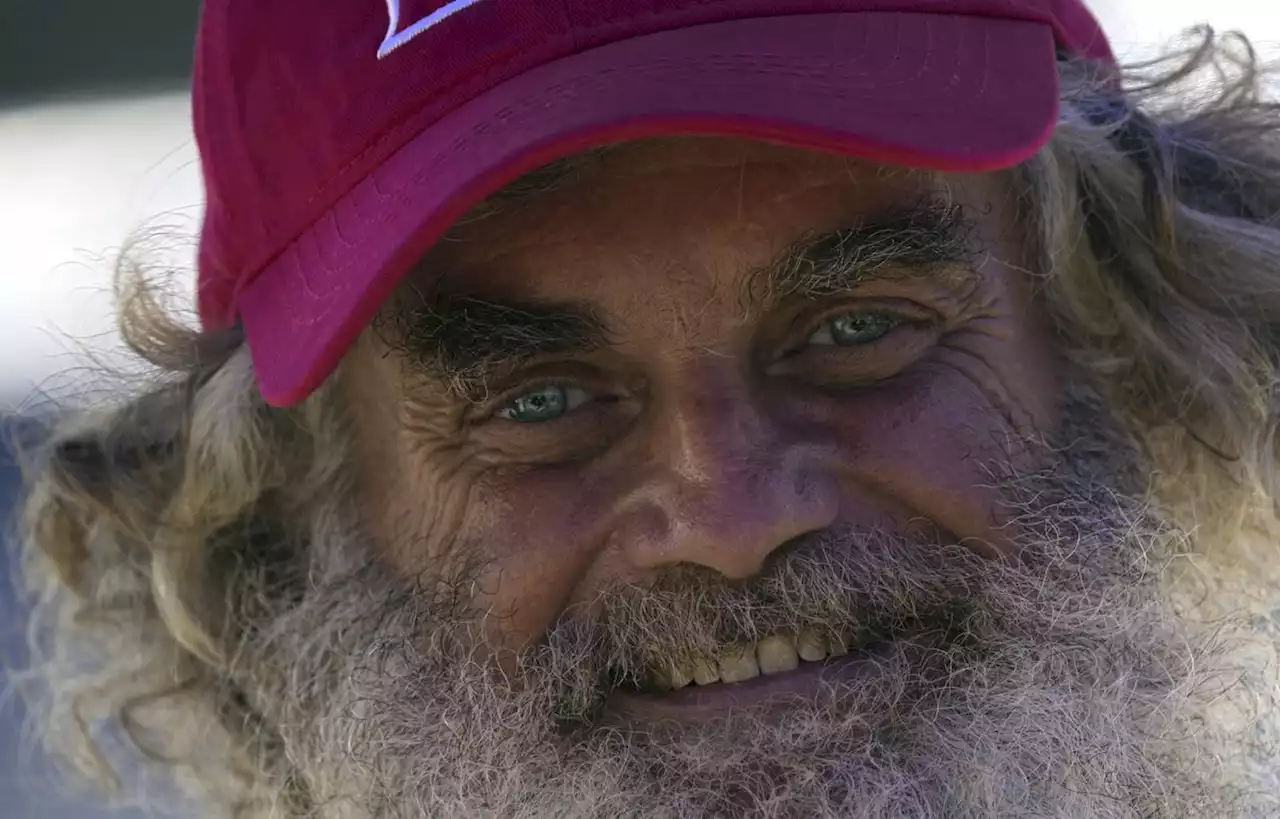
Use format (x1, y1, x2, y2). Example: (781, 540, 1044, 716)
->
(631, 626, 863, 693)
(603, 612, 958, 723)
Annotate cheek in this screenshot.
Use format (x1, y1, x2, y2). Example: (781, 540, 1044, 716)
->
(359, 440, 476, 572)
(795, 362, 1034, 557)
(388, 462, 622, 649)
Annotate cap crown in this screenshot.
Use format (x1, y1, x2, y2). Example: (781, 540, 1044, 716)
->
(193, 0, 1110, 328)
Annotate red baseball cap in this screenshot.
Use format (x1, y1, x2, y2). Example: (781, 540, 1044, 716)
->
(193, 0, 1113, 407)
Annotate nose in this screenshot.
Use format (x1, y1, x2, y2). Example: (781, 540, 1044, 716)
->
(617, 363, 839, 580)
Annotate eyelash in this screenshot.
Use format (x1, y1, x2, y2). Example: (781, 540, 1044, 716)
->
(784, 301, 929, 354)
(486, 378, 606, 423)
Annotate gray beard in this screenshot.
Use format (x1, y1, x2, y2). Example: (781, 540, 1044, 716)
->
(229, 393, 1270, 819)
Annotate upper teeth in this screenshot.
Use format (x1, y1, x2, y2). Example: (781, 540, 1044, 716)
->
(648, 627, 847, 691)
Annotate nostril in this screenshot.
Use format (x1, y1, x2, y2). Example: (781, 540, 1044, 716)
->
(756, 528, 828, 577)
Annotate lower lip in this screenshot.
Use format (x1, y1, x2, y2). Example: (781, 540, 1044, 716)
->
(604, 639, 915, 725)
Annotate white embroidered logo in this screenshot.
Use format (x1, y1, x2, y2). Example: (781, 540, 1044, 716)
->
(378, 0, 489, 59)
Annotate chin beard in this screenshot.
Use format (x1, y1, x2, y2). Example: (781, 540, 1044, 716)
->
(233, 397, 1261, 819)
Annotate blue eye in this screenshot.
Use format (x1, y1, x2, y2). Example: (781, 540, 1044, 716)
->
(808, 312, 900, 347)
(496, 384, 590, 423)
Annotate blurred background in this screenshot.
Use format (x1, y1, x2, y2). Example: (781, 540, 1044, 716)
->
(1, 1, 1278, 816)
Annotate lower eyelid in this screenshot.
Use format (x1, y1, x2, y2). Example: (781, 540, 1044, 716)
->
(768, 323, 936, 377)
(478, 398, 634, 464)
(785, 316, 905, 355)
(487, 382, 610, 424)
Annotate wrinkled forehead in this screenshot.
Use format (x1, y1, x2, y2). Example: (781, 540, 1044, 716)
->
(447, 136, 944, 233)
(403, 137, 1003, 301)
(464, 136, 937, 204)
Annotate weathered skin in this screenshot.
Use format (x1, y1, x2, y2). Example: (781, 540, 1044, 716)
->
(345, 140, 1059, 668)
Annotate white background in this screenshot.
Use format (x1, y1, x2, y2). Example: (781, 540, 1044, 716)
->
(1, 1, 1278, 410)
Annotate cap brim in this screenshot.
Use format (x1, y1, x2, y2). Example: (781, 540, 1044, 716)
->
(239, 11, 1059, 407)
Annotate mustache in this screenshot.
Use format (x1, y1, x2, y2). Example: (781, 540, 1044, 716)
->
(568, 529, 982, 666)
(517, 504, 1148, 723)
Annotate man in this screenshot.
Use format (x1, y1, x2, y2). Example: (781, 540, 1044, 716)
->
(14, 0, 1280, 816)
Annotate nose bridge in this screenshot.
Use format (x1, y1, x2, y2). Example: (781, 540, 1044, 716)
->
(623, 358, 837, 579)
(665, 359, 765, 485)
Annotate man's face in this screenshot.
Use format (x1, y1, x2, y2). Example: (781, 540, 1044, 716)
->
(264, 138, 1216, 817)
(346, 137, 1059, 651)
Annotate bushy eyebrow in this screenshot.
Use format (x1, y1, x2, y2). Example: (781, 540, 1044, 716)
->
(377, 294, 609, 400)
(746, 200, 982, 309)
(380, 200, 981, 400)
